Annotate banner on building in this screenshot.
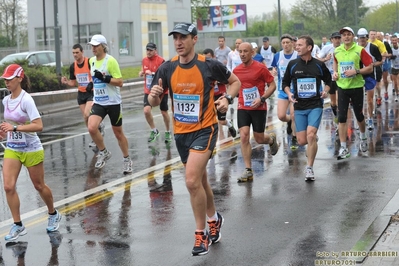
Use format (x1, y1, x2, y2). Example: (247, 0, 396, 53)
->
(196, 4, 247, 33)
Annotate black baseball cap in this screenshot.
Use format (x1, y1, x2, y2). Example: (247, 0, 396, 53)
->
(331, 32, 341, 38)
(263, 37, 269, 42)
(168, 23, 198, 36)
(146, 43, 157, 50)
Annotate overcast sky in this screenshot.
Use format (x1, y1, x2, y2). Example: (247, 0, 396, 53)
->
(210, 0, 394, 18)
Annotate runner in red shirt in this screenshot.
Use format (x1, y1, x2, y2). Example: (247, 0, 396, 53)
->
(233, 42, 279, 182)
(139, 43, 171, 143)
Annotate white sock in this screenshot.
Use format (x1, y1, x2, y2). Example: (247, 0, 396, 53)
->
(341, 142, 347, 148)
(208, 212, 218, 222)
(152, 128, 158, 133)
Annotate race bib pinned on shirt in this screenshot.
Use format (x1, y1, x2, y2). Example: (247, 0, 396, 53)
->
(297, 78, 317, 98)
(7, 131, 27, 148)
(243, 87, 261, 106)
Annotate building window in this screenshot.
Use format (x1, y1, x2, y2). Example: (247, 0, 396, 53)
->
(148, 22, 162, 56)
(35, 27, 62, 49)
(118, 22, 133, 56)
(72, 24, 101, 44)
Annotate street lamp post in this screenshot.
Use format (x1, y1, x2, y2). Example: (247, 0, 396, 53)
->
(76, 0, 80, 43)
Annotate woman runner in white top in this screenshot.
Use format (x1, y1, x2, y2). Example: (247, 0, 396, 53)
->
(0, 64, 61, 242)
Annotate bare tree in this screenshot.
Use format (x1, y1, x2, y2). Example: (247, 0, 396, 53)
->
(0, 0, 27, 47)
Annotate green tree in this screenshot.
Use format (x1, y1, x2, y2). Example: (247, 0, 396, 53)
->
(290, 0, 368, 39)
(191, 0, 212, 23)
(245, 8, 290, 37)
(361, 3, 398, 34)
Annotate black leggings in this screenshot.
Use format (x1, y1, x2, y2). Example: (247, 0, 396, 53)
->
(337, 87, 365, 123)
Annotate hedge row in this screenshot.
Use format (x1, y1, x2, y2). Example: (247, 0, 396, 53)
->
(0, 60, 68, 93)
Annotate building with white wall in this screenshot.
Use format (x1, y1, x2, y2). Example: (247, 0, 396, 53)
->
(27, 0, 191, 66)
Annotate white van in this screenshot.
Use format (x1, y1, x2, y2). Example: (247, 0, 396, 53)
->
(0, 51, 62, 66)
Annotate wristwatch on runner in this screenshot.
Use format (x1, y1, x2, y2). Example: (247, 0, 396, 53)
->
(225, 94, 234, 104)
(260, 96, 267, 103)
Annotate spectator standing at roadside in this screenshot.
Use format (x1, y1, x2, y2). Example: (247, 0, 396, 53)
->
(0, 64, 62, 241)
(139, 43, 171, 143)
(61, 44, 105, 149)
(87, 34, 133, 173)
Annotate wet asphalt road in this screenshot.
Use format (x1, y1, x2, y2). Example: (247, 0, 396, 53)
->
(0, 95, 398, 265)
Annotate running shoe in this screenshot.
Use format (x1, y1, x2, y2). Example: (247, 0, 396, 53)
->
(148, 130, 160, 143)
(47, 210, 62, 232)
(269, 133, 279, 155)
(99, 121, 105, 136)
(287, 120, 293, 135)
(95, 149, 112, 169)
(396, 96, 398, 102)
(123, 158, 133, 174)
(228, 125, 237, 138)
(237, 169, 253, 183)
(367, 118, 374, 131)
(376, 97, 382, 107)
(192, 231, 211, 256)
(290, 136, 299, 150)
(207, 212, 224, 243)
(164, 131, 172, 143)
(384, 92, 389, 102)
(305, 167, 315, 181)
(360, 138, 368, 153)
(337, 146, 350, 160)
(5, 224, 27, 241)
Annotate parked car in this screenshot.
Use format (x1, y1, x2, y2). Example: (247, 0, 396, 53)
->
(0, 50, 62, 66)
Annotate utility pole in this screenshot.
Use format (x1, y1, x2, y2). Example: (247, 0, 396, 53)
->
(53, 0, 61, 75)
(43, 0, 47, 47)
(76, 0, 80, 43)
